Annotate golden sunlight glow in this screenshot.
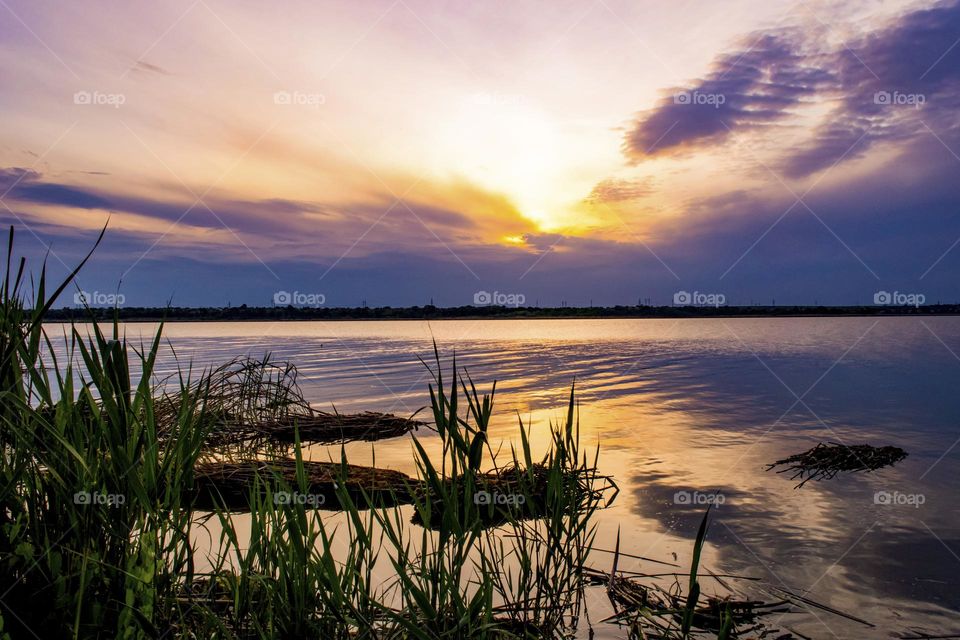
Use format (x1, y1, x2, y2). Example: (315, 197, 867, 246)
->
(430, 95, 580, 231)
(523, 210, 556, 229)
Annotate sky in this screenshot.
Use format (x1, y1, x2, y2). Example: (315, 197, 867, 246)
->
(1, 0, 960, 307)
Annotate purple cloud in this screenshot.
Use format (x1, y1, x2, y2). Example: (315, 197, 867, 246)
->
(784, 0, 960, 176)
(584, 177, 654, 204)
(623, 31, 834, 158)
(624, 1, 960, 179)
(0, 168, 112, 210)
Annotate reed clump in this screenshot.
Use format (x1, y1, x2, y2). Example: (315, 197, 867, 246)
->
(155, 356, 425, 452)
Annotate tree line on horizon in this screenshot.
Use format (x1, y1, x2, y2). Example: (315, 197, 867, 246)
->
(42, 303, 960, 321)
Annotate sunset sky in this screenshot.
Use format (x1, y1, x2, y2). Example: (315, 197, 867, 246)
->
(2, 0, 960, 306)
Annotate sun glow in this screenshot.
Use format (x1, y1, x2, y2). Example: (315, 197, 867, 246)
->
(431, 94, 583, 232)
(523, 210, 556, 229)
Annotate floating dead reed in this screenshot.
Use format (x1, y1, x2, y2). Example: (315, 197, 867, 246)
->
(585, 511, 873, 638)
(189, 459, 416, 511)
(767, 442, 908, 488)
(585, 566, 797, 637)
(188, 457, 615, 533)
(156, 357, 425, 450)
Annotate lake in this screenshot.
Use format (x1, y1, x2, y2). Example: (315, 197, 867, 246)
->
(60, 317, 960, 638)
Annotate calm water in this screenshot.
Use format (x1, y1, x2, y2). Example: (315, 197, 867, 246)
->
(66, 317, 960, 638)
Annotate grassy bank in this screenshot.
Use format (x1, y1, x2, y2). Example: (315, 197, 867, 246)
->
(0, 228, 828, 638)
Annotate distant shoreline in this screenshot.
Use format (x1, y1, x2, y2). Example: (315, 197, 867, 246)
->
(41, 304, 960, 322)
